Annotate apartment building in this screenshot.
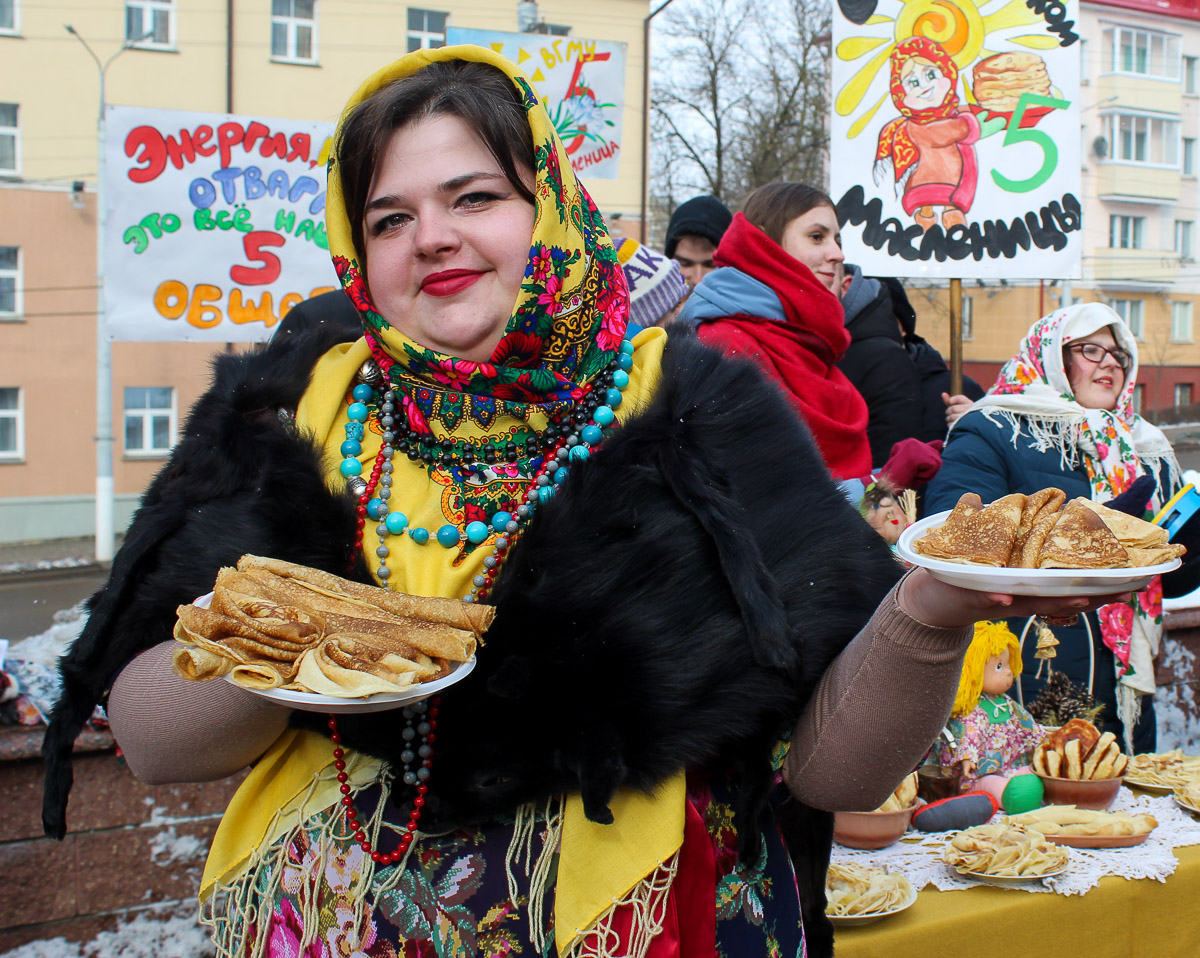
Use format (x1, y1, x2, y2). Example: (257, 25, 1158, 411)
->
(913, 0, 1200, 414)
(0, 0, 648, 543)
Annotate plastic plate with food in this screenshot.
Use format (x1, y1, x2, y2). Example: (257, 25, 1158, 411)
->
(225, 656, 476, 713)
(1123, 778, 1175, 795)
(898, 512, 1181, 596)
(825, 863, 918, 926)
(958, 863, 1068, 887)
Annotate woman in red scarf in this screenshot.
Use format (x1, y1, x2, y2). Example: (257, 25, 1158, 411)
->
(678, 183, 872, 480)
(875, 37, 981, 233)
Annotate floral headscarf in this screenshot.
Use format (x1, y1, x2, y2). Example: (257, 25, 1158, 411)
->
(875, 37, 962, 182)
(326, 45, 628, 434)
(967, 303, 1181, 747)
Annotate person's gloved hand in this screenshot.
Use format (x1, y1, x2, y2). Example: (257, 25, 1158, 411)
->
(879, 438, 943, 490)
(1103, 474, 1156, 518)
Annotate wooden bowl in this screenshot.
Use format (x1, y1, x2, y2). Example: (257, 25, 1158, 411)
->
(833, 802, 921, 850)
(1036, 774, 1123, 810)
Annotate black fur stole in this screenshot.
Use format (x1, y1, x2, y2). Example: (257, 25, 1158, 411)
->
(41, 323, 370, 841)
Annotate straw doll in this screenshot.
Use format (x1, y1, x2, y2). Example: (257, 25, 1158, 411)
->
(932, 621, 1047, 791)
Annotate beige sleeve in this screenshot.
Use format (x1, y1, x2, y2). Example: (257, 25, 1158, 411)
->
(106, 641, 292, 785)
(783, 574, 973, 811)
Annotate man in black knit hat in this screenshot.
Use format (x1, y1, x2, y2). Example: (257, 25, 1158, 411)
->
(664, 195, 733, 290)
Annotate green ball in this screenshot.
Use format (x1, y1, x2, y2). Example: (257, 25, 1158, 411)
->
(1002, 773, 1044, 814)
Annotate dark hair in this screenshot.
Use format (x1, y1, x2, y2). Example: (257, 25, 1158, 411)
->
(336, 60, 536, 257)
(741, 183, 835, 245)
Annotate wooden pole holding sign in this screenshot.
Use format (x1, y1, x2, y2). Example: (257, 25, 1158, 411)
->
(949, 278, 963, 396)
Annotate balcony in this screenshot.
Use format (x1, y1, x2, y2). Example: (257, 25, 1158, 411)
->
(1088, 248, 1179, 285)
(1098, 75, 1182, 117)
(1096, 163, 1180, 203)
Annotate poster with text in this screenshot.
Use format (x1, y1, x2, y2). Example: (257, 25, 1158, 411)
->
(830, 0, 1082, 279)
(446, 29, 626, 179)
(105, 105, 338, 341)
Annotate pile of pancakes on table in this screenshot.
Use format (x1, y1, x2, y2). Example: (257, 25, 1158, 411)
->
(913, 488, 1186, 569)
(172, 555, 492, 697)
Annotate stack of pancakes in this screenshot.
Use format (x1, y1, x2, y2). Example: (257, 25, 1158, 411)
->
(913, 488, 1186, 569)
(173, 555, 492, 697)
(972, 52, 1053, 113)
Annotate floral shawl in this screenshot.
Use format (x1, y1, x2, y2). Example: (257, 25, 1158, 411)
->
(875, 37, 963, 183)
(967, 303, 1181, 748)
(326, 48, 629, 434)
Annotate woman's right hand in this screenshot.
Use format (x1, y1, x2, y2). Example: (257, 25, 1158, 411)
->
(942, 392, 974, 428)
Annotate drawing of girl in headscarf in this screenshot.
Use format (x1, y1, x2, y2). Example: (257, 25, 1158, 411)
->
(874, 37, 981, 233)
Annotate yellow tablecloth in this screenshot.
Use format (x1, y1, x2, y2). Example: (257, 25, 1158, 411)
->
(834, 844, 1200, 958)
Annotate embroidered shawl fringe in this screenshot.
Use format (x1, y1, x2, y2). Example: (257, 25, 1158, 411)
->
(561, 853, 680, 958)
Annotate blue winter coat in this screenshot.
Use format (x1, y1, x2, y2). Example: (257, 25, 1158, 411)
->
(925, 409, 1157, 752)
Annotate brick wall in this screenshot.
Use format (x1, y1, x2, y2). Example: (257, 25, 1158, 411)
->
(0, 726, 246, 952)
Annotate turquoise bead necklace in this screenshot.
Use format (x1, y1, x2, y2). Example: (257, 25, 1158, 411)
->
(342, 342, 634, 601)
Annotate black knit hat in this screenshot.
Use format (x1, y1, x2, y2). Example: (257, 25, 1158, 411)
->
(664, 195, 733, 259)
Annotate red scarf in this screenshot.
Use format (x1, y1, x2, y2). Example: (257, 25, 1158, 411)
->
(697, 213, 872, 479)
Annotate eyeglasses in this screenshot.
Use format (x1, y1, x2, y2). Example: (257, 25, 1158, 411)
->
(1066, 342, 1132, 372)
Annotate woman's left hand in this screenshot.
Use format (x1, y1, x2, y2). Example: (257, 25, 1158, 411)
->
(897, 567, 1131, 629)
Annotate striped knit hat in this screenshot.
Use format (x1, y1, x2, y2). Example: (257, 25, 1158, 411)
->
(614, 237, 688, 329)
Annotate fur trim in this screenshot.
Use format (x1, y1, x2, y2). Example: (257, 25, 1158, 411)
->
(41, 324, 368, 840)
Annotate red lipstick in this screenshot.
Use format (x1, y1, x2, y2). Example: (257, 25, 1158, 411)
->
(421, 269, 484, 297)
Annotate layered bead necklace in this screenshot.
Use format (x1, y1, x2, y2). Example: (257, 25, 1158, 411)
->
(329, 340, 634, 861)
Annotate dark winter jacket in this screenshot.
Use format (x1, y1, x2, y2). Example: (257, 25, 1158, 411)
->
(926, 409, 1164, 751)
(905, 332, 985, 444)
(837, 272, 923, 468)
(43, 325, 904, 958)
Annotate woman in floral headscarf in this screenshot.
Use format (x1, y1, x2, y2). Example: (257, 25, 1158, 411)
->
(875, 37, 982, 233)
(928, 303, 1197, 753)
(71, 48, 1132, 958)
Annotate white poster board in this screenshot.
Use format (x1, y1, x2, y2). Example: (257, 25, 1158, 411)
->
(104, 106, 338, 341)
(830, 0, 1082, 279)
(446, 29, 627, 180)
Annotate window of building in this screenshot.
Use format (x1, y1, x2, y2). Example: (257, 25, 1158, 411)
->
(0, 103, 17, 175)
(124, 386, 175, 456)
(1171, 301, 1194, 343)
(1103, 113, 1180, 165)
(125, 0, 173, 47)
(0, 387, 21, 460)
(1132, 383, 1145, 413)
(406, 8, 446, 52)
(1177, 220, 1194, 260)
(271, 0, 316, 62)
(0, 0, 18, 35)
(0, 246, 18, 317)
(961, 294, 973, 341)
(1110, 215, 1145, 249)
(1176, 383, 1193, 407)
(1186, 138, 1197, 176)
(1103, 25, 1180, 80)
(1109, 298, 1145, 339)
(1186, 55, 1199, 94)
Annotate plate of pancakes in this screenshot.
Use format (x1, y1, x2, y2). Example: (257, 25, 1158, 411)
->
(897, 488, 1183, 596)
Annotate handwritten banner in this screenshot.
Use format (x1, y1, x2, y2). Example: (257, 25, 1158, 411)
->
(104, 105, 338, 341)
(446, 29, 626, 180)
(830, 0, 1082, 279)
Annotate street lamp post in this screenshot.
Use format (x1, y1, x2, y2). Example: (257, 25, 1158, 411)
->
(640, 0, 679, 243)
(64, 24, 147, 563)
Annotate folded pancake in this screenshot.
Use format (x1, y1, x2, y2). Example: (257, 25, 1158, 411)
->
(1073, 498, 1170, 550)
(1013, 509, 1061, 569)
(294, 633, 442, 697)
(171, 643, 235, 681)
(1017, 488, 1066, 539)
(914, 493, 1025, 567)
(174, 604, 302, 664)
(1037, 500, 1128, 569)
(237, 556, 495, 637)
(1125, 544, 1187, 567)
(211, 568, 324, 648)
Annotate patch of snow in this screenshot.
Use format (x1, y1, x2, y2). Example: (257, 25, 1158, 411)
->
(0, 557, 94, 576)
(1158, 635, 1200, 752)
(0, 904, 213, 958)
(5, 613, 86, 668)
(149, 827, 207, 867)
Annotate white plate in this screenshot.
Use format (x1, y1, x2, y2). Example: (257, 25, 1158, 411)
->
(957, 863, 1068, 886)
(1174, 794, 1200, 816)
(826, 886, 918, 927)
(225, 656, 476, 713)
(897, 512, 1181, 596)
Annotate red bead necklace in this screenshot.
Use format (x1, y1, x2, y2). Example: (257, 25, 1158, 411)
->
(327, 700, 439, 865)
